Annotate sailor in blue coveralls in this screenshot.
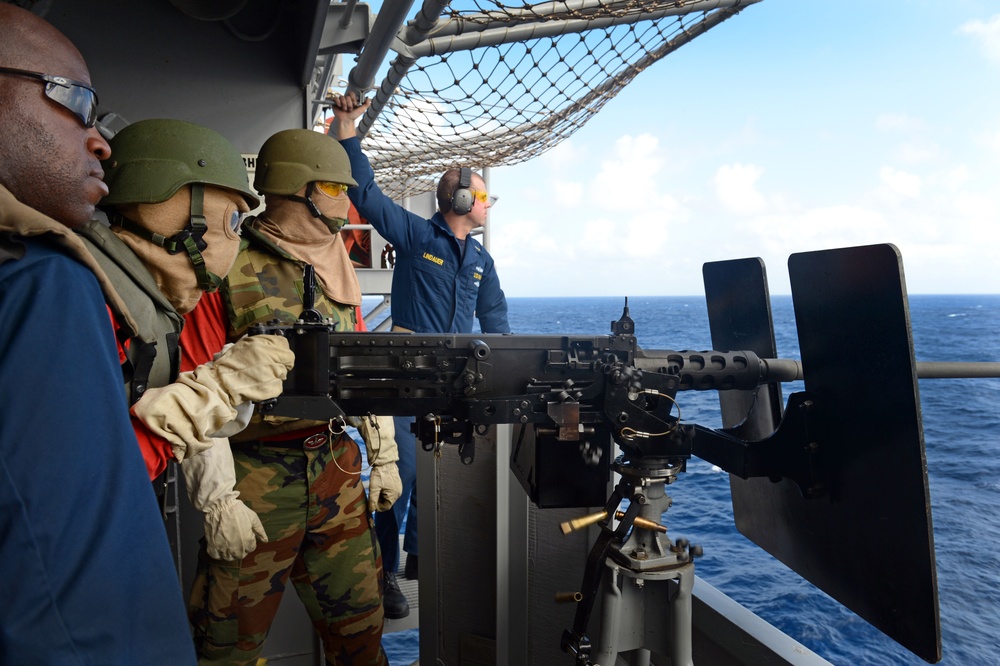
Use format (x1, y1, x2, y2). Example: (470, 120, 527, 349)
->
(330, 91, 510, 619)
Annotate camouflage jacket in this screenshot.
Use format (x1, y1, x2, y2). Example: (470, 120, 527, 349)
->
(222, 219, 358, 440)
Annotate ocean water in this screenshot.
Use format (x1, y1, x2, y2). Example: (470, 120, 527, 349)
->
(381, 294, 1000, 665)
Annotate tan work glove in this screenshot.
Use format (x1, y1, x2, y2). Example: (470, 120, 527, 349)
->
(358, 415, 402, 512)
(131, 334, 294, 461)
(181, 438, 267, 560)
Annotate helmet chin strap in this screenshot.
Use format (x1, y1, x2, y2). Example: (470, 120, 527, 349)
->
(286, 182, 348, 233)
(105, 183, 223, 292)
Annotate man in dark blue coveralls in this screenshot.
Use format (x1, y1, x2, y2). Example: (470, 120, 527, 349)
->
(330, 92, 510, 619)
(0, 5, 196, 663)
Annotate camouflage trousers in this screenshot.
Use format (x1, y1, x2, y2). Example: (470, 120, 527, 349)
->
(189, 432, 388, 666)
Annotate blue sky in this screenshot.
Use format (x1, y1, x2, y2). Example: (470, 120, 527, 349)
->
(481, 0, 1000, 297)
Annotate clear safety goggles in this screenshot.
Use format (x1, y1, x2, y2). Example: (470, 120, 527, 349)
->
(315, 181, 349, 198)
(0, 66, 99, 128)
(228, 209, 248, 233)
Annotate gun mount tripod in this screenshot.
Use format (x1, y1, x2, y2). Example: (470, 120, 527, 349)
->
(562, 451, 702, 666)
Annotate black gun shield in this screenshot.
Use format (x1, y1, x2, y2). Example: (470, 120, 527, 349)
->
(707, 245, 939, 663)
(703, 257, 784, 440)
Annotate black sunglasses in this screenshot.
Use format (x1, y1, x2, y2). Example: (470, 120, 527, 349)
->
(0, 66, 99, 128)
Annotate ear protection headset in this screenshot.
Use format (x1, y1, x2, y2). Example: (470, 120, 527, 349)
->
(450, 167, 474, 215)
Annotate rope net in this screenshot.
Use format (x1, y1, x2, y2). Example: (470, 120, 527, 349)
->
(321, 1, 758, 199)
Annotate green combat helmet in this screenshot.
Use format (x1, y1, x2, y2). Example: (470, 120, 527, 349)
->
(254, 129, 357, 195)
(102, 118, 258, 208)
(254, 129, 356, 233)
(100, 118, 258, 290)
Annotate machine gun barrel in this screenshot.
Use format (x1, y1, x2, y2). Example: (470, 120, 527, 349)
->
(633, 349, 802, 389)
(915, 361, 1000, 378)
(648, 358, 1000, 384)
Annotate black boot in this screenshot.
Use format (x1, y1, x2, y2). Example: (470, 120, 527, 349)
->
(383, 571, 410, 619)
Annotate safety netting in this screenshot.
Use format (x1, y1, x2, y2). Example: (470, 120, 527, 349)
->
(320, 0, 760, 199)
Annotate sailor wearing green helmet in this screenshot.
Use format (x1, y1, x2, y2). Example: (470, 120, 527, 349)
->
(77, 118, 295, 564)
(95, 117, 261, 310)
(182, 128, 399, 665)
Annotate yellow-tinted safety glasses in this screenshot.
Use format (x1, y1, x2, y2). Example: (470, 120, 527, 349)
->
(315, 181, 349, 197)
(469, 189, 490, 204)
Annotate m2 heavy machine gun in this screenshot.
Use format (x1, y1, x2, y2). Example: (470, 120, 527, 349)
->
(252, 245, 952, 665)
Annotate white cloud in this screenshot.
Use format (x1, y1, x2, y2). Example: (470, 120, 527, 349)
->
(897, 140, 939, 164)
(553, 181, 584, 206)
(876, 113, 926, 132)
(952, 190, 1000, 219)
(591, 134, 665, 212)
(879, 166, 922, 199)
(689, 205, 894, 296)
(747, 205, 889, 251)
(621, 208, 673, 259)
(540, 139, 586, 171)
(579, 218, 612, 253)
(488, 132, 688, 296)
(959, 14, 1000, 64)
(570, 204, 675, 262)
(489, 217, 562, 272)
(981, 127, 1000, 157)
(715, 163, 767, 215)
(931, 165, 971, 192)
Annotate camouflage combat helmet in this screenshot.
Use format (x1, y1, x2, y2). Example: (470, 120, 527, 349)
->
(254, 129, 357, 195)
(101, 118, 259, 209)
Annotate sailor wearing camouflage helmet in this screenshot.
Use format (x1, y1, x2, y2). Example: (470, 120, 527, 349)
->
(183, 128, 399, 665)
(78, 118, 295, 562)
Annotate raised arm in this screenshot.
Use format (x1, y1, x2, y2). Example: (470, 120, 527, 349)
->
(329, 92, 424, 252)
